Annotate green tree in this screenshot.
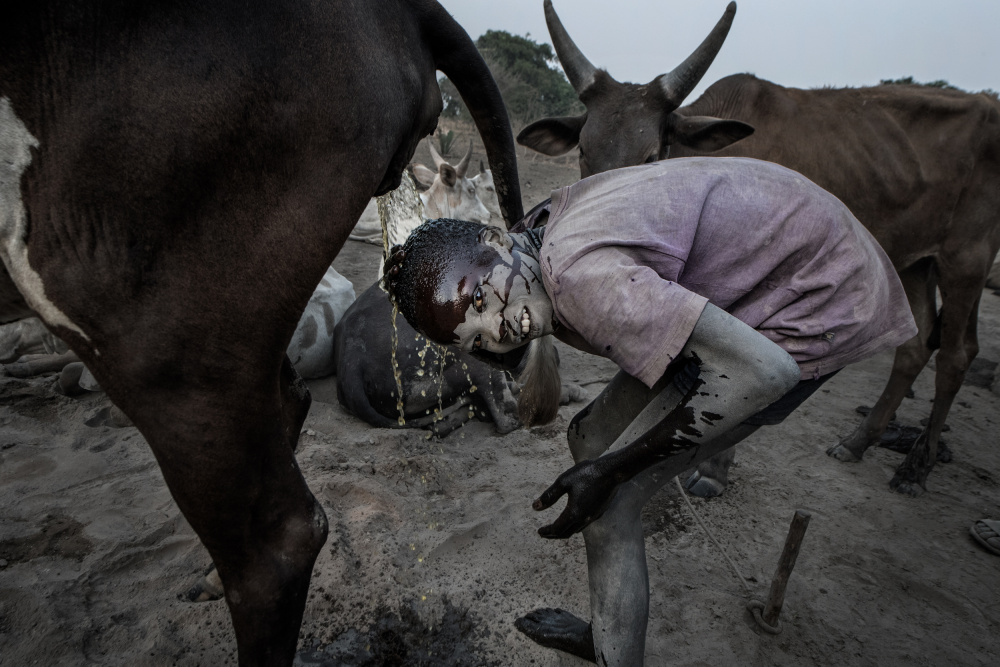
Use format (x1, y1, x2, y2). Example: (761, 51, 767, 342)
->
(440, 31, 583, 125)
(879, 76, 959, 90)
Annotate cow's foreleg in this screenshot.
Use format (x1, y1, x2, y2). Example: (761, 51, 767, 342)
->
(829, 258, 937, 462)
(890, 273, 983, 496)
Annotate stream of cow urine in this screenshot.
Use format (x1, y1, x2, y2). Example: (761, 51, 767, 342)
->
(377, 172, 475, 433)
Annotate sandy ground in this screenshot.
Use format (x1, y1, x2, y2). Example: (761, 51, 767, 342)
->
(1, 151, 1000, 667)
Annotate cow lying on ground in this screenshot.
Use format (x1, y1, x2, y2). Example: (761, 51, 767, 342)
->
(334, 283, 585, 436)
(1, 1, 523, 663)
(518, 0, 1000, 497)
(286, 266, 356, 380)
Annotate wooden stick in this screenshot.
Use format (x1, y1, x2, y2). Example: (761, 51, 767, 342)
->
(762, 509, 811, 626)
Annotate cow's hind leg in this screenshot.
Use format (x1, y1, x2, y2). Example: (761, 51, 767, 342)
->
(891, 265, 984, 496)
(118, 355, 327, 665)
(828, 258, 938, 462)
(181, 356, 314, 605)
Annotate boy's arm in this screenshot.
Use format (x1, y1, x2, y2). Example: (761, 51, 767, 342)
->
(532, 302, 801, 539)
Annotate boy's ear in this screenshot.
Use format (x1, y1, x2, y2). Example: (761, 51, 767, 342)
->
(477, 225, 513, 251)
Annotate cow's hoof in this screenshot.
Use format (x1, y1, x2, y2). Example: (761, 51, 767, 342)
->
(84, 405, 134, 428)
(181, 565, 224, 602)
(826, 442, 862, 463)
(3, 362, 32, 378)
(57, 362, 88, 396)
(889, 474, 925, 498)
(684, 470, 726, 497)
(560, 383, 587, 405)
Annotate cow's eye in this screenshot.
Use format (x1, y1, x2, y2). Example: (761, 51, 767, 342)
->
(473, 286, 484, 312)
(473, 334, 482, 350)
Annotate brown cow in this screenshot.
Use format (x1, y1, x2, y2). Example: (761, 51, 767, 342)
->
(0, 1, 522, 664)
(517, 0, 1000, 497)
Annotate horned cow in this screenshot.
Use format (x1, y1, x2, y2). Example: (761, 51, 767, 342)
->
(349, 141, 500, 247)
(518, 0, 1000, 497)
(0, 1, 523, 664)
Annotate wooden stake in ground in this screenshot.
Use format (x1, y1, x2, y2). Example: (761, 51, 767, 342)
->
(748, 509, 812, 634)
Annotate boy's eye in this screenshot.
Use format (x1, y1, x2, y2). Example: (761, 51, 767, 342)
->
(473, 334, 482, 350)
(474, 286, 484, 313)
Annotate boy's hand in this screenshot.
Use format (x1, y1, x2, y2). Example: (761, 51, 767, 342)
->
(532, 459, 620, 538)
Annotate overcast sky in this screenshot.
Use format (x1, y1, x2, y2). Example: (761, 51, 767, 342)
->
(442, 0, 1000, 100)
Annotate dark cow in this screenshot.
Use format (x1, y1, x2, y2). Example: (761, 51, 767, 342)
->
(0, 1, 522, 664)
(336, 283, 523, 435)
(335, 283, 585, 436)
(517, 0, 1000, 497)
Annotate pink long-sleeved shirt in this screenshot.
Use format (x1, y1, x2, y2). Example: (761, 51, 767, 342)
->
(539, 157, 917, 387)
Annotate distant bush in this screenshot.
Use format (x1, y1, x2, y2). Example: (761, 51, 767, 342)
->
(440, 30, 584, 126)
(879, 77, 999, 100)
(880, 76, 960, 90)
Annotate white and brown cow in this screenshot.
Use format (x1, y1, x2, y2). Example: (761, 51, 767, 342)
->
(0, 1, 523, 664)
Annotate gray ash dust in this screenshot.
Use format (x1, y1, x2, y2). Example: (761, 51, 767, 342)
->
(295, 597, 500, 667)
(641, 482, 693, 538)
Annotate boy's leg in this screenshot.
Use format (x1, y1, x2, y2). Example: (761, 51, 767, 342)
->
(517, 369, 662, 662)
(521, 304, 800, 665)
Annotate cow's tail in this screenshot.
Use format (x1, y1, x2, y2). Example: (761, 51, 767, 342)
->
(516, 335, 561, 426)
(417, 2, 524, 227)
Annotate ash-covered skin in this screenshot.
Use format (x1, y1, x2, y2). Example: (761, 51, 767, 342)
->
(393, 220, 555, 353)
(451, 226, 555, 354)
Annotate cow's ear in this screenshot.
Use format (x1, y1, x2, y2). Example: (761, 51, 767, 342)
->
(672, 116, 754, 152)
(517, 115, 587, 156)
(439, 163, 458, 187)
(477, 225, 513, 252)
(412, 163, 437, 187)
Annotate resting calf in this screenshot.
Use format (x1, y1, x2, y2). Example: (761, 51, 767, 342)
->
(334, 282, 583, 436)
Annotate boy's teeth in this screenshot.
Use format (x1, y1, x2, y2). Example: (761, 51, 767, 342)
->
(521, 310, 531, 333)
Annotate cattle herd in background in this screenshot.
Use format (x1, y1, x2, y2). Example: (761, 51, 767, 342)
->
(518, 0, 1000, 497)
(1, 0, 998, 665)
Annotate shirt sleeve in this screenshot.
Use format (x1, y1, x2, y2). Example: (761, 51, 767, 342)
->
(549, 247, 708, 388)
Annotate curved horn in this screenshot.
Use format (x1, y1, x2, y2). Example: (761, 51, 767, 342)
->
(455, 140, 473, 179)
(544, 0, 598, 95)
(427, 138, 446, 169)
(656, 1, 737, 108)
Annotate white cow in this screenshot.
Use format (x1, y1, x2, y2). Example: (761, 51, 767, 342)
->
(412, 139, 491, 224)
(471, 159, 502, 226)
(349, 141, 501, 247)
(286, 265, 356, 379)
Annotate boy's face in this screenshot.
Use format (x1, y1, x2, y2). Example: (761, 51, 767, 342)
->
(433, 227, 554, 354)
